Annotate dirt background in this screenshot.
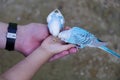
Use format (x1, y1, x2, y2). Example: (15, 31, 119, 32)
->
(0, 0, 120, 80)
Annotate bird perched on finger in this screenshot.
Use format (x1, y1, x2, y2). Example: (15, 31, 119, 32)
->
(58, 27, 120, 58)
(47, 9, 65, 37)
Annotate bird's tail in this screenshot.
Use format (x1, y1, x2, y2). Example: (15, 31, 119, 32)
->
(98, 46, 120, 58)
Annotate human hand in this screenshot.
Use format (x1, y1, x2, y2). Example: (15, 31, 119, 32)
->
(15, 23, 49, 56)
(49, 27, 78, 61)
(39, 36, 75, 55)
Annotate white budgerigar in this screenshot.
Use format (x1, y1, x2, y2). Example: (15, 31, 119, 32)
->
(47, 9, 65, 37)
(58, 27, 120, 58)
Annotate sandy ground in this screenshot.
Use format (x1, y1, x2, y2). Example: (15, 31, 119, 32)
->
(0, 0, 120, 80)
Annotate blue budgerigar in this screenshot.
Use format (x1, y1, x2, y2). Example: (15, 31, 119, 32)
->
(58, 27, 120, 58)
(47, 9, 65, 37)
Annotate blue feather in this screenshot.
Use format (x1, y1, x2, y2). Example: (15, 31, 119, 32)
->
(99, 46, 120, 58)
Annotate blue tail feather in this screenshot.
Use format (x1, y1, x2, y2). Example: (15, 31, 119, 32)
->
(98, 46, 120, 58)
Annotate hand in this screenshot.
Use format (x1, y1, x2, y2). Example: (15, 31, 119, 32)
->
(49, 27, 78, 61)
(49, 47, 77, 61)
(39, 36, 75, 55)
(15, 23, 49, 56)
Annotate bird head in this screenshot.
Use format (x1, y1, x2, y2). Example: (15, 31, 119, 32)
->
(47, 9, 65, 37)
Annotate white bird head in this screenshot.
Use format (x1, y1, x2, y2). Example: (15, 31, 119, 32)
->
(58, 30, 71, 42)
(47, 9, 65, 37)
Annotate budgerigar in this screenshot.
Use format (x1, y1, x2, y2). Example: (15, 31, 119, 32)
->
(47, 9, 65, 37)
(58, 27, 120, 58)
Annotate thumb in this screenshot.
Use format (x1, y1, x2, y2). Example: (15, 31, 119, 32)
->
(61, 44, 75, 51)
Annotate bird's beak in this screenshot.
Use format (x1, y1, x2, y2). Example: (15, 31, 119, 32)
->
(54, 9, 60, 13)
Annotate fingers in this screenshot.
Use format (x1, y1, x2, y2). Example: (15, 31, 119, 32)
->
(64, 26, 71, 30)
(69, 47, 78, 54)
(61, 26, 71, 32)
(49, 50, 69, 61)
(62, 44, 75, 51)
(49, 47, 78, 62)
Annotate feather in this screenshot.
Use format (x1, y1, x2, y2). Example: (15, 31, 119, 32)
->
(99, 46, 120, 58)
(47, 9, 65, 37)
